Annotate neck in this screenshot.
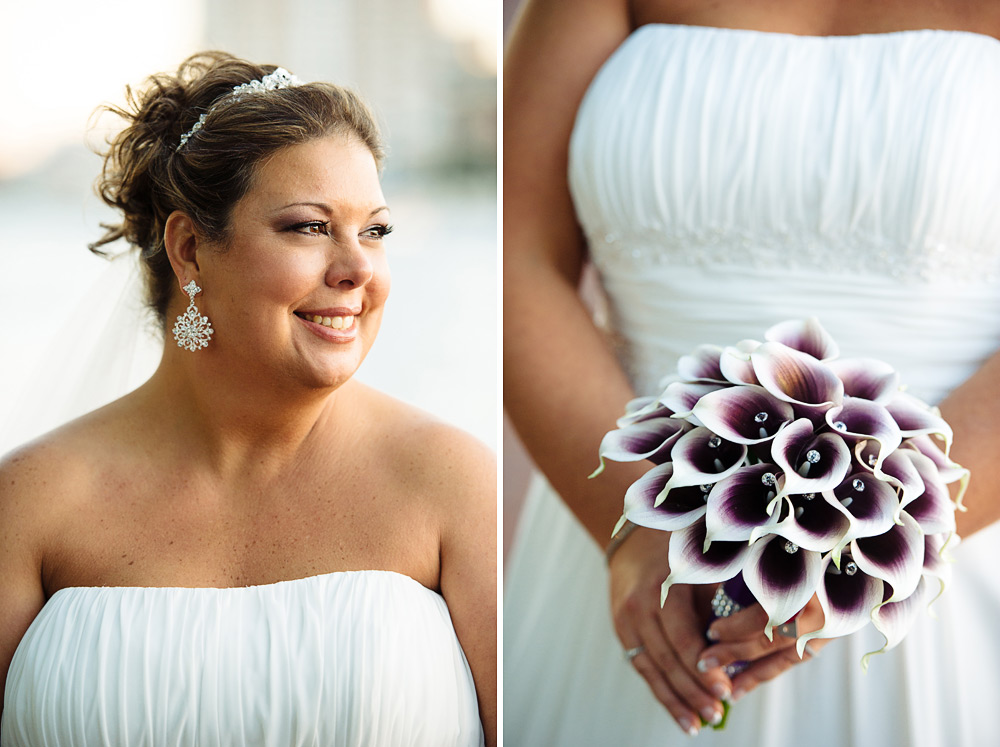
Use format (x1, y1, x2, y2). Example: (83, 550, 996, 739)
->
(139, 343, 354, 481)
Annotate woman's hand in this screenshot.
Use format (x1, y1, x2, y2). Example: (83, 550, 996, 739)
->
(608, 526, 732, 735)
(698, 595, 830, 704)
(609, 526, 832, 733)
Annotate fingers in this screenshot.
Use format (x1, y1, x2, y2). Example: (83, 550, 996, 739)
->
(705, 602, 769, 641)
(728, 638, 831, 702)
(700, 597, 824, 671)
(656, 605, 732, 704)
(627, 648, 702, 736)
(638, 606, 727, 728)
(614, 590, 730, 735)
(609, 529, 733, 735)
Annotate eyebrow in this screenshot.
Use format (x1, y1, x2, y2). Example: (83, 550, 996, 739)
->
(274, 202, 390, 217)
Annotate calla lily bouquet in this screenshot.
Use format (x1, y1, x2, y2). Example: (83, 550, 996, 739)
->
(595, 318, 968, 662)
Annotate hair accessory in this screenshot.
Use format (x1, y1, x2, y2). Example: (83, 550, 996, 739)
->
(176, 67, 302, 151)
(173, 280, 214, 351)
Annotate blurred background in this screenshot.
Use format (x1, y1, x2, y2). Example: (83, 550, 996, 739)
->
(0, 0, 497, 453)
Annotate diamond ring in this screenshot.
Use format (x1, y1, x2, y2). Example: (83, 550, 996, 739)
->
(624, 645, 645, 662)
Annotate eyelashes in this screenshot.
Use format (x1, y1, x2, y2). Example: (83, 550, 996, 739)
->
(363, 224, 394, 239)
(286, 221, 394, 240)
(287, 220, 330, 236)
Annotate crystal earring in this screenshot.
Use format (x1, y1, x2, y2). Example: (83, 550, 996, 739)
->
(172, 280, 214, 351)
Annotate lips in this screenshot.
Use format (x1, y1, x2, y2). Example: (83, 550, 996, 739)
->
(296, 312, 356, 330)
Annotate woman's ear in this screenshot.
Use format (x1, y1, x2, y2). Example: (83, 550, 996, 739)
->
(164, 210, 201, 286)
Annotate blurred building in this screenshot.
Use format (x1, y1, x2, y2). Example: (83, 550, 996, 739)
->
(0, 0, 496, 182)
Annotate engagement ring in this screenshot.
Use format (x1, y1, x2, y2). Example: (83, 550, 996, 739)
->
(624, 645, 645, 662)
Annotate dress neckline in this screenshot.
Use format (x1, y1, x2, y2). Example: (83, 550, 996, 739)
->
(637, 22, 1000, 45)
(47, 568, 436, 599)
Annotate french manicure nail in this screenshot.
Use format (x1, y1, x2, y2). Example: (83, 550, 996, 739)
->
(679, 717, 698, 736)
(700, 705, 719, 724)
(697, 656, 719, 672)
(731, 688, 746, 703)
(711, 683, 731, 700)
(706, 627, 720, 641)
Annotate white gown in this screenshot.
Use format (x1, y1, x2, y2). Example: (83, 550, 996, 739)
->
(504, 24, 1000, 747)
(2, 571, 484, 746)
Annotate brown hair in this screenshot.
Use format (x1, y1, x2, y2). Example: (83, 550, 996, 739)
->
(91, 51, 385, 327)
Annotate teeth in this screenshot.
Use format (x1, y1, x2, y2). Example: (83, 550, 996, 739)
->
(305, 314, 355, 330)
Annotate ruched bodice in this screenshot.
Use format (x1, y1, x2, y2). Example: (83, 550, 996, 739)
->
(569, 25, 1000, 398)
(2, 570, 483, 747)
(505, 24, 1000, 747)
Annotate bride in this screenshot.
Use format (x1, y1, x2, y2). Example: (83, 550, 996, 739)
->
(0, 52, 495, 746)
(504, 0, 1000, 745)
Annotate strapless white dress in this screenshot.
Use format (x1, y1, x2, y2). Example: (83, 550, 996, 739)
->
(2, 570, 484, 746)
(504, 24, 1000, 747)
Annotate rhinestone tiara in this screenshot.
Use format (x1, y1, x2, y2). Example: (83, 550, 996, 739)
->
(176, 67, 302, 151)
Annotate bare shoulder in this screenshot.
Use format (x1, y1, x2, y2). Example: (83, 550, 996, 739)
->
(0, 402, 142, 537)
(0, 428, 95, 520)
(350, 383, 496, 507)
(352, 387, 496, 488)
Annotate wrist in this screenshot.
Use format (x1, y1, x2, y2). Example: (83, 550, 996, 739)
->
(605, 519, 639, 564)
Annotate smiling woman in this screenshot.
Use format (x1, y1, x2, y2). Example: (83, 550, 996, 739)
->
(166, 136, 393, 392)
(0, 52, 495, 747)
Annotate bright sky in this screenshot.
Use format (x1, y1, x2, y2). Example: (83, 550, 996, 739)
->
(0, 0, 497, 180)
(427, 0, 499, 74)
(0, 0, 204, 179)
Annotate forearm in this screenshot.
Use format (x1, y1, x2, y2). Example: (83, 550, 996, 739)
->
(504, 0, 636, 545)
(938, 348, 1000, 538)
(503, 257, 647, 544)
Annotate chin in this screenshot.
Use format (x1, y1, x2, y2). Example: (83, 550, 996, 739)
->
(299, 354, 366, 392)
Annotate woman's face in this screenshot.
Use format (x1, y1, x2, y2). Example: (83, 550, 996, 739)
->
(198, 134, 391, 391)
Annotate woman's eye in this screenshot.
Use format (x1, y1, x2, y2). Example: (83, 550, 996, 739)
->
(362, 223, 394, 240)
(288, 221, 329, 235)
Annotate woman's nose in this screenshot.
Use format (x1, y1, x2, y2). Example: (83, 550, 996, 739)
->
(325, 239, 374, 289)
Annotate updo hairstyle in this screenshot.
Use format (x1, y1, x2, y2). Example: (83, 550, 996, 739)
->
(91, 51, 385, 327)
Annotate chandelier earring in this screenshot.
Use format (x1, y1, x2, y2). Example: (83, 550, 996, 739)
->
(172, 280, 214, 351)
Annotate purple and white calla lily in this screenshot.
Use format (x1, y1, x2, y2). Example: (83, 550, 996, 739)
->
(903, 434, 969, 488)
(660, 520, 752, 605)
(751, 491, 851, 553)
(659, 381, 728, 421)
(591, 416, 692, 477)
(691, 385, 795, 445)
(769, 418, 852, 501)
(795, 552, 884, 657)
(676, 344, 727, 382)
(704, 463, 785, 548)
(899, 450, 957, 536)
(622, 462, 708, 533)
(653, 427, 747, 507)
(827, 358, 901, 404)
(719, 340, 762, 385)
(825, 399, 902, 476)
(859, 446, 925, 518)
(886, 392, 954, 454)
(615, 395, 670, 427)
(825, 471, 900, 564)
(764, 317, 840, 361)
(851, 511, 925, 603)
(742, 534, 825, 640)
(751, 342, 844, 414)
